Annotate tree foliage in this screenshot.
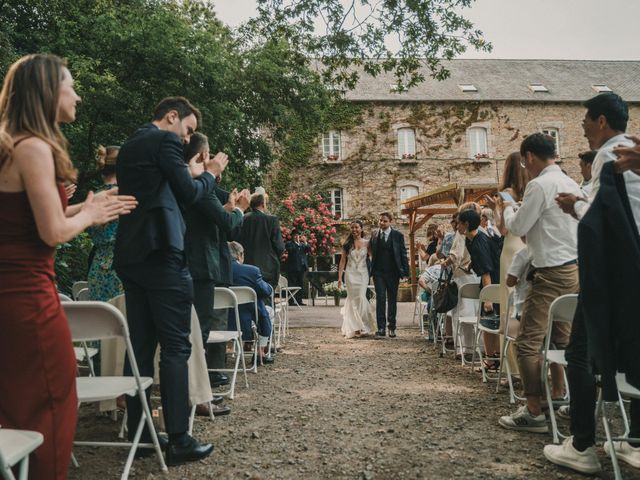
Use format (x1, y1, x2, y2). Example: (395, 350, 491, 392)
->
(247, 0, 491, 89)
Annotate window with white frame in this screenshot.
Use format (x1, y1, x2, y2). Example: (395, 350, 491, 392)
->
(397, 128, 416, 159)
(399, 185, 419, 203)
(467, 127, 488, 159)
(329, 188, 343, 219)
(541, 127, 561, 157)
(322, 131, 341, 161)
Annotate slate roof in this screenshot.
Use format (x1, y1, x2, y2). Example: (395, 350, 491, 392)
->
(344, 59, 640, 103)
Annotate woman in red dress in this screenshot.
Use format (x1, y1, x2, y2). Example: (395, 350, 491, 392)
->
(0, 54, 136, 479)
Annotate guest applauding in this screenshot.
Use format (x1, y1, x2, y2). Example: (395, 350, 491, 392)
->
(497, 133, 581, 433)
(284, 229, 311, 306)
(0, 54, 136, 479)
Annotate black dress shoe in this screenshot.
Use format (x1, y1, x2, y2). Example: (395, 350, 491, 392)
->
(261, 355, 275, 365)
(298, 302, 307, 306)
(211, 395, 224, 405)
(209, 372, 230, 387)
(376, 329, 386, 337)
(195, 403, 231, 417)
(166, 436, 214, 466)
(134, 433, 168, 458)
(388, 329, 397, 338)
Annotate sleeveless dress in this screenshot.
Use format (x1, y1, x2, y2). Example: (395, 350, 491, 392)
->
(0, 183, 77, 479)
(87, 183, 123, 301)
(341, 245, 376, 338)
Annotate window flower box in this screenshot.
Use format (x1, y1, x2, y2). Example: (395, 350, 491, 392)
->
(401, 153, 416, 160)
(326, 154, 339, 161)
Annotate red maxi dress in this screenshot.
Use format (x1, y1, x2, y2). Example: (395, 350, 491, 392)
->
(0, 183, 77, 479)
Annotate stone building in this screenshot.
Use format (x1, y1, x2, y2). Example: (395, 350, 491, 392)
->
(267, 59, 640, 236)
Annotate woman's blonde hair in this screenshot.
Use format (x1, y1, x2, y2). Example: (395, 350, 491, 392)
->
(498, 151, 528, 201)
(0, 54, 77, 182)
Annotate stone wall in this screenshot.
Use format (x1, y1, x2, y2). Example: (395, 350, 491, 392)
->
(266, 100, 640, 238)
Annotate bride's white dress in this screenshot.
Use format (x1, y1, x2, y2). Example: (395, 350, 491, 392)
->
(341, 246, 376, 338)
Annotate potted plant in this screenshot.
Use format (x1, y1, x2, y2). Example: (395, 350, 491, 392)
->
(323, 281, 347, 306)
(397, 281, 414, 302)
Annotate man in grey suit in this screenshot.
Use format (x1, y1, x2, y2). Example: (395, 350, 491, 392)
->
(239, 194, 285, 289)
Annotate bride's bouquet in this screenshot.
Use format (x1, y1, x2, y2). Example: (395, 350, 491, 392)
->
(322, 281, 347, 298)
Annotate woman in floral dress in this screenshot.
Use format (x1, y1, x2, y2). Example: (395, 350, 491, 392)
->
(87, 145, 124, 301)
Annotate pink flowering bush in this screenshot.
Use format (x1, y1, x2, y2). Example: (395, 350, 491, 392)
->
(278, 192, 338, 257)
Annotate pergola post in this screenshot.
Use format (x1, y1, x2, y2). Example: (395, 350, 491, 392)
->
(408, 210, 417, 300)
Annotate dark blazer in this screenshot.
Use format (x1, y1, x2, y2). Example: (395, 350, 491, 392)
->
(114, 123, 215, 266)
(239, 209, 285, 285)
(228, 261, 273, 341)
(369, 228, 410, 278)
(184, 190, 244, 282)
(578, 161, 640, 391)
(284, 241, 311, 273)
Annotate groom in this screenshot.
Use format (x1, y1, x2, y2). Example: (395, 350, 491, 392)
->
(370, 212, 409, 338)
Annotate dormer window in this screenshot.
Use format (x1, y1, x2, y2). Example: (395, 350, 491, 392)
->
(528, 83, 549, 93)
(458, 84, 478, 92)
(592, 84, 612, 93)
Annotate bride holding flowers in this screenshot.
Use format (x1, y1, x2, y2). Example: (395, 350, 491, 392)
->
(337, 220, 376, 338)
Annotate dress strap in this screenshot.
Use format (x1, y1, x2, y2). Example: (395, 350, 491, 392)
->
(12, 136, 35, 148)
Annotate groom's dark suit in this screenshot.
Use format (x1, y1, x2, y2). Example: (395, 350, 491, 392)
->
(114, 123, 216, 438)
(370, 228, 409, 332)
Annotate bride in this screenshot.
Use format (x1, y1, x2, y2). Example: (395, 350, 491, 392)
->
(338, 220, 376, 338)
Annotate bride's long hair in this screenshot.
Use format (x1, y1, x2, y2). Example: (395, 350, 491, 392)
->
(342, 220, 365, 256)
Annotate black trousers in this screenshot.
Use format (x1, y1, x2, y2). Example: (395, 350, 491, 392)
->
(287, 270, 305, 303)
(192, 279, 216, 351)
(116, 249, 193, 438)
(566, 303, 640, 450)
(373, 272, 399, 331)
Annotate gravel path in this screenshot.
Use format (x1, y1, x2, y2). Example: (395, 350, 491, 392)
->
(70, 325, 634, 479)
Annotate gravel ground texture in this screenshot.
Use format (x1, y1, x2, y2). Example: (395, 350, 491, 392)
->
(69, 305, 637, 479)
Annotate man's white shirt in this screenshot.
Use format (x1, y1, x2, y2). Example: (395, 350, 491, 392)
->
(503, 164, 581, 268)
(575, 133, 640, 233)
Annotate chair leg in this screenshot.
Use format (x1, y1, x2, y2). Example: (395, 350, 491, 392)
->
(601, 401, 623, 480)
(122, 412, 146, 479)
(138, 391, 168, 474)
(188, 404, 196, 436)
(17, 457, 28, 480)
(544, 360, 560, 444)
(496, 337, 508, 393)
(239, 339, 249, 388)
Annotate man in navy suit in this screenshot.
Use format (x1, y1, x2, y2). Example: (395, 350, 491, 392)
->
(227, 241, 274, 363)
(370, 212, 409, 338)
(284, 229, 311, 306)
(115, 97, 226, 465)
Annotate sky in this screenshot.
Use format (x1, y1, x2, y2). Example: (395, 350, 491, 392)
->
(213, 0, 640, 60)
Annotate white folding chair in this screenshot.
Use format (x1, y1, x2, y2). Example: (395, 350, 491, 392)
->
(495, 291, 526, 404)
(229, 286, 260, 373)
(412, 291, 429, 335)
(59, 294, 99, 376)
(542, 294, 577, 444)
(455, 283, 481, 366)
(0, 429, 43, 480)
(75, 288, 90, 301)
(71, 281, 88, 300)
(207, 288, 249, 399)
(602, 372, 640, 480)
(470, 284, 502, 383)
(63, 301, 167, 479)
(278, 275, 302, 313)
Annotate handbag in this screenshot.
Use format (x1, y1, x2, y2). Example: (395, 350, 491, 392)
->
(432, 267, 458, 313)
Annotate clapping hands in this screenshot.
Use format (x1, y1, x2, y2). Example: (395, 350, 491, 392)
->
(83, 187, 137, 225)
(613, 135, 640, 175)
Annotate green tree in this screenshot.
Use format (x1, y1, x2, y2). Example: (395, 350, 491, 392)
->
(247, 0, 491, 89)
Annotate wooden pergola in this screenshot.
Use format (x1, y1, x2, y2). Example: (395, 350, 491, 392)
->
(401, 182, 498, 299)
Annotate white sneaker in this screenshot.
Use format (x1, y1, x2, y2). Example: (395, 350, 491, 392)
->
(604, 440, 640, 468)
(544, 436, 601, 474)
(499, 405, 548, 433)
(557, 405, 571, 420)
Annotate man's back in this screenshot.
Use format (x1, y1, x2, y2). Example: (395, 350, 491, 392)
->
(115, 123, 214, 266)
(239, 210, 284, 285)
